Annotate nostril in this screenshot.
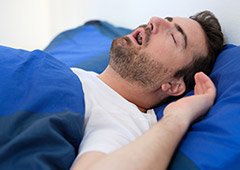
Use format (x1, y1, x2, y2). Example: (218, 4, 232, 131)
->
(150, 23, 153, 31)
(148, 17, 161, 34)
(146, 22, 154, 33)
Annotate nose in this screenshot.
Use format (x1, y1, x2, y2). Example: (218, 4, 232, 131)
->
(148, 17, 172, 34)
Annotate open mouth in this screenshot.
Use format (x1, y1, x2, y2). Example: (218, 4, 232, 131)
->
(135, 32, 143, 45)
(132, 29, 144, 46)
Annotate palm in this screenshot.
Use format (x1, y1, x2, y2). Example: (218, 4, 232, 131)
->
(164, 72, 216, 123)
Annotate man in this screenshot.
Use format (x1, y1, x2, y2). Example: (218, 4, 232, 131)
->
(71, 11, 224, 169)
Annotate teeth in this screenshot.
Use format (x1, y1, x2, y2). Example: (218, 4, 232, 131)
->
(137, 33, 142, 45)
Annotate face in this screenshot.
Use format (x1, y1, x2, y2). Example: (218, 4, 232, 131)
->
(110, 16, 207, 89)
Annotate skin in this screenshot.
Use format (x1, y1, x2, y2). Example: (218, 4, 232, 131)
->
(71, 16, 214, 170)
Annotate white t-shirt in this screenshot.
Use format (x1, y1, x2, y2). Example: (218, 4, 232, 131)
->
(71, 68, 157, 156)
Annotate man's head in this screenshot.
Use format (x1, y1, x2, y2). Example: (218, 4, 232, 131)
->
(109, 10, 223, 106)
(174, 11, 224, 93)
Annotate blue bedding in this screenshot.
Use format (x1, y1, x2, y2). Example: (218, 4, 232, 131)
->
(45, 20, 131, 73)
(168, 44, 240, 170)
(0, 21, 130, 169)
(0, 46, 85, 169)
(1, 20, 240, 169)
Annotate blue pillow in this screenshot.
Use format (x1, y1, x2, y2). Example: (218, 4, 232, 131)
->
(159, 44, 240, 170)
(45, 20, 131, 73)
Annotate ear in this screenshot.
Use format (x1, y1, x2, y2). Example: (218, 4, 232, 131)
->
(161, 77, 186, 96)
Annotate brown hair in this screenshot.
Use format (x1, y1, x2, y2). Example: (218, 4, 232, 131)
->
(174, 10, 224, 93)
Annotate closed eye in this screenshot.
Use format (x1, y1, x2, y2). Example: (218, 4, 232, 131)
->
(171, 34, 176, 44)
(165, 16, 188, 49)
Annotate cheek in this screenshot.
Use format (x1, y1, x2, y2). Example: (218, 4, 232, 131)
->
(145, 40, 174, 58)
(141, 36, 186, 68)
(145, 47, 175, 66)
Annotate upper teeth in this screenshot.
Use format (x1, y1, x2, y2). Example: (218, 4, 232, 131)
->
(137, 33, 142, 45)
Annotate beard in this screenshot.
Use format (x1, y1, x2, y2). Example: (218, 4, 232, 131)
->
(109, 36, 172, 88)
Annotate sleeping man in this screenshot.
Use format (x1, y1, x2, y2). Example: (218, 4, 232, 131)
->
(71, 11, 224, 170)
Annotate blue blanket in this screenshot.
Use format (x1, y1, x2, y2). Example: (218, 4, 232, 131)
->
(0, 46, 85, 169)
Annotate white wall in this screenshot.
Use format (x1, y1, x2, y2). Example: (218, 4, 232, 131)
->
(0, 0, 239, 50)
(81, 0, 240, 45)
(0, 0, 51, 50)
(0, 0, 87, 50)
(48, 0, 85, 42)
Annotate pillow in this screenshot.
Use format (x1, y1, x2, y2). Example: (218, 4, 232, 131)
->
(45, 20, 131, 73)
(156, 44, 240, 169)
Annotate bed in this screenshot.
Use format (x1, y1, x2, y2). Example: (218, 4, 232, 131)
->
(1, 3, 240, 170)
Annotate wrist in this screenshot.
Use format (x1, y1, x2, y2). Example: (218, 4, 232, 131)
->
(161, 113, 191, 133)
(163, 104, 197, 126)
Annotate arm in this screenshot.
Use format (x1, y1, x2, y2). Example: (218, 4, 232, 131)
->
(72, 72, 216, 170)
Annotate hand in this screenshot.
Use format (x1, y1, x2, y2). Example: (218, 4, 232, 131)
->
(163, 72, 216, 124)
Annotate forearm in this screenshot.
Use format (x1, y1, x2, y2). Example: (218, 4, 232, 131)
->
(88, 115, 190, 170)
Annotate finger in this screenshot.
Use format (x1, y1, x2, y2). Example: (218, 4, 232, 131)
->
(194, 84, 199, 95)
(194, 73, 204, 95)
(199, 72, 216, 92)
(195, 72, 216, 96)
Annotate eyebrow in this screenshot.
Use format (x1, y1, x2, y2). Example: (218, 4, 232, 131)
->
(165, 17, 188, 49)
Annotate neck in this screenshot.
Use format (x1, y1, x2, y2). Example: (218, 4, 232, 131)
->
(98, 66, 166, 112)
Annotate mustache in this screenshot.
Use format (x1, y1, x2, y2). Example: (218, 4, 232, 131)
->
(137, 24, 147, 29)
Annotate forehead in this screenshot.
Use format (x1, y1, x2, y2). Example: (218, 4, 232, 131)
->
(172, 17, 207, 56)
